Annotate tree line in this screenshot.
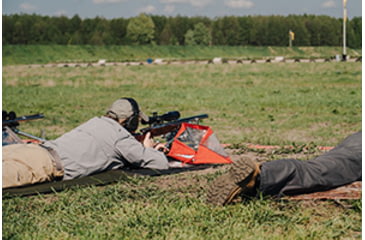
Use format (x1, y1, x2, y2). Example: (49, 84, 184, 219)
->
(2, 13, 362, 48)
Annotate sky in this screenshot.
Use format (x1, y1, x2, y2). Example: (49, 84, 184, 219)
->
(2, 0, 363, 19)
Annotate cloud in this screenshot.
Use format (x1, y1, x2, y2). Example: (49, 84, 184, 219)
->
(54, 10, 68, 16)
(322, 0, 336, 8)
(191, 0, 212, 7)
(224, 0, 254, 9)
(164, 5, 175, 14)
(93, 0, 126, 4)
(159, 0, 213, 7)
(20, 3, 37, 11)
(138, 5, 156, 14)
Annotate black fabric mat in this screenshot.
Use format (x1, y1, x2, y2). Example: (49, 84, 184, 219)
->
(3, 165, 217, 198)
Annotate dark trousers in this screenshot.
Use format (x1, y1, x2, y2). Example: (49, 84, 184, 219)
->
(259, 131, 362, 197)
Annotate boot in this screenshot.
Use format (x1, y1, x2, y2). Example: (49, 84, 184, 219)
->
(207, 156, 260, 206)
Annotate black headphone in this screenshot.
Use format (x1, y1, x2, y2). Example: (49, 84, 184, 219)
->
(121, 97, 140, 133)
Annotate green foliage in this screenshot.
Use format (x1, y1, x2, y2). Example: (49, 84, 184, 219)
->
(170, 16, 192, 45)
(126, 13, 155, 45)
(212, 16, 241, 45)
(184, 29, 195, 45)
(2, 14, 362, 47)
(185, 23, 211, 46)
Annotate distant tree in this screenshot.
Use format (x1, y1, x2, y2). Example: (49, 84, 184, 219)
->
(79, 18, 96, 44)
(348, 17, 362, 48)
(190, 16, 211, 28)
(126, 13, 155, 45)
(237, 17, 251, 45)
(305, 15, 322, 46)
(70, 15, 81, 31)
(110, 18, 129, 44)
(69, 14, 82, 43)
(265, 16, 287, 45)
(194, 22, 211, 45)
(31, 16, 48, 44)
(151, 15, 167, 45)
(248, 16, 268, 46)
(184, 22, 211, 45)
(2, 15, 13, 44)
(184, 29, 195, 45)
(319, 16, 341, 46)
(70, 31, 83, 44)
(90, 17, 113, 45)
(212, 16, 240, 45)
(170, 16, 191, 45)
(59, 17, 71, 43)
(245, 16, 256, 45)
(159, 21, 175, 45)
(211, 19, 224, 45)
(12, 14, 35, 44)
(287, 15, 311, 46)
(90, 31, 104, 45)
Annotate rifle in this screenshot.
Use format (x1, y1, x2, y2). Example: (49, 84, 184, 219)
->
(2, 111, 46, 144)
(134, 113, 208, 142)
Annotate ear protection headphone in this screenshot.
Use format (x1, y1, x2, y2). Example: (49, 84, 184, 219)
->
(121, 97, 140, 132)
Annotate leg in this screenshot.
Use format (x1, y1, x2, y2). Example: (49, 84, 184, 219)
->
(206, 131, 361, 205)
(259, 131, 362, 196)
(2, 144, 62, 188)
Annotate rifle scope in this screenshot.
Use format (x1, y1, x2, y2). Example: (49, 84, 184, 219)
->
(142, 111, 181, 125)
(3, 111, 16, 121)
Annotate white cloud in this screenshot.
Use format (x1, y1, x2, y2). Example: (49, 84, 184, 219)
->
(138, 5, 156, 14)
(93, 0, 126, 4)
(54, 10, 68, 16)
(164, 5, 175, 14)
(322, 0, 336, 8)
(20, 3, 37, 11)
(159, 0, 213, 8)
(191, 0, 212, 7)
(224, 0, 254, 9)
(160, 0, 189, 3)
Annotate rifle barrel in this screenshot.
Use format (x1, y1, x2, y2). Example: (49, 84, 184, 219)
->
(2, 114, 44, 126)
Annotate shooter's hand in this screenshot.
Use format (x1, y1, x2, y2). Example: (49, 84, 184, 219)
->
(143, 132, 154, 148)
(154, 143, 169, 153)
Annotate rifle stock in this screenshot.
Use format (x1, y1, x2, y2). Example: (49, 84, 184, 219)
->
(134, 114, 208, 142)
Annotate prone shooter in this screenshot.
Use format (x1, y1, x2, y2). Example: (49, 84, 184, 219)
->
(2, 98, 214, 189)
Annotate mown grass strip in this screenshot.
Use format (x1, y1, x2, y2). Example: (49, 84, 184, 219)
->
(3, 45, 362, 65)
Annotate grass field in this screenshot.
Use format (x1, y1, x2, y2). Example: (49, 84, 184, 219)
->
(2, 45, 362, 65)
(2, 53, 362, 239)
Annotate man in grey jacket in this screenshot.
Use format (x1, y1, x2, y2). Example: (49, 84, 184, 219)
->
(3, 98, 169, 188)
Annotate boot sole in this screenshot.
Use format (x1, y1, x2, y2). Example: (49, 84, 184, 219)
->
(207, 157, 258, 206)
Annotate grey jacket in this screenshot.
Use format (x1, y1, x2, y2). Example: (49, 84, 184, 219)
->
(44, 116, 169, 180)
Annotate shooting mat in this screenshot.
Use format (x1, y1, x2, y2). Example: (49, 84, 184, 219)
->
(2, 165, 217, 197)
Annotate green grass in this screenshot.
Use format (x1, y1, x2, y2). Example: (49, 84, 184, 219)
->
(3, 176, 362, 239)
(2, 59, 362, 239)
(2, 62, 361, 145)
(2, 45, 362, 65)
